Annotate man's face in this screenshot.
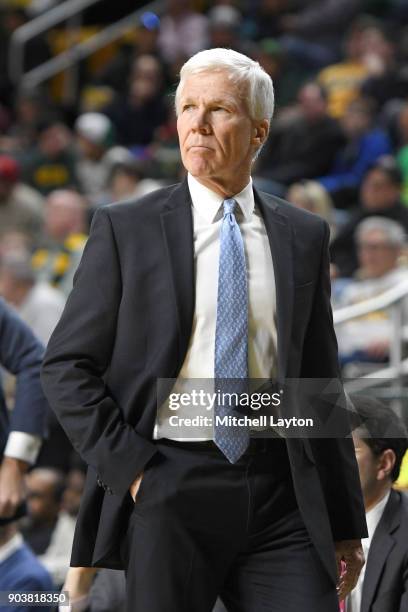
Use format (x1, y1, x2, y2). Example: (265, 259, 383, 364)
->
(44, 198, 68, 241)
(298, 84, 326, 121)
(352, 433, 379, 502)
(44, 192, 83, 242)
(39, 125, 70, 158)
(25, 473, 60, 525)
(352, 432, 396, 510)
(61, 470, 85, 517)
(177, 70, 268, 195)
(357, 228, 400, 278)
(361, 169, 401, 210)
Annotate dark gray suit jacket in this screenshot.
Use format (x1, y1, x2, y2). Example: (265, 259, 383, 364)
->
(41, 180, 367, 582)
(361, 489, 408, 612)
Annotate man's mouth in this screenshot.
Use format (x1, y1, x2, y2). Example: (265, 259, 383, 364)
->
(189, 145, 212, 150)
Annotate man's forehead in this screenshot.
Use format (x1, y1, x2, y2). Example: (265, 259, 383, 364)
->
(179, 71, 247, 100)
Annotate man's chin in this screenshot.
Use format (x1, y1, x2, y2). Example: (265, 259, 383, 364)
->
(184, 154, 216, 174)
(188, 165, 213, 180)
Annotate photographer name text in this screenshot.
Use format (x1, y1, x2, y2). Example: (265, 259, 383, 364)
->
(167, 415, 314, 428)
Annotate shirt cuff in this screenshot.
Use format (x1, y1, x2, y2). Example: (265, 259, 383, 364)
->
(4, 432, 42, 465)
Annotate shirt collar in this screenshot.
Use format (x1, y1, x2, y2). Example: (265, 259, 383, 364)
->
(187, 173, 254, 224)
(0, 533, 23, 565)
(365, 490, 391, 539)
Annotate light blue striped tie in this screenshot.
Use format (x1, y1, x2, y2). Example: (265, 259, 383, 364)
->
(214, 198, 250, 463)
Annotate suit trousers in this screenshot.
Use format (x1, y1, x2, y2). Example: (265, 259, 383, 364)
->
(121, 437, 339, 612)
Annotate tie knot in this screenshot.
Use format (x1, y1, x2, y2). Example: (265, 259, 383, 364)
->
(223, 198, 237, 217)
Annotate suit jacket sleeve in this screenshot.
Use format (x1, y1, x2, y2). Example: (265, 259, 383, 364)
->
(301, 222, 368, 541)
(399, 557, 408, 612)
(41, 207, 158, 497)
(0, 299, 48, 439)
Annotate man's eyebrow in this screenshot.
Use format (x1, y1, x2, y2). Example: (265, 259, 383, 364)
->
(180, 96, 238, 108)
(210, 98, 236, 107)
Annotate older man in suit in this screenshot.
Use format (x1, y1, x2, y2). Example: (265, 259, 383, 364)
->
(42, 48, 366, 612)
(347, 396, 408, 612)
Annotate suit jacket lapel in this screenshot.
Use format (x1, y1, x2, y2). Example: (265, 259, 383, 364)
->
(254, 189, 293, 383)
(361, 490, 401, 612)
(159, 182, 294, 382)
(160, 180, 195, 367)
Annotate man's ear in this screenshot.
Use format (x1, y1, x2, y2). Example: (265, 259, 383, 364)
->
(252, 119, 269, 147)
(377, 448, 396, 482)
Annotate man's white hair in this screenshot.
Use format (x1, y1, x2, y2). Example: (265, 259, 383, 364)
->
(175, 47, 274, 122)
(355, 216, 406, 248)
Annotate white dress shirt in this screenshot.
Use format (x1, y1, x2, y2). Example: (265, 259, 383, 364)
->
(346, 490, 391, 612)
(4, 431, 41, 465)
(154, 173, 277, 440)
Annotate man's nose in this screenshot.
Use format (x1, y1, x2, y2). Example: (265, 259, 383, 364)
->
(191, 109, 211, 133)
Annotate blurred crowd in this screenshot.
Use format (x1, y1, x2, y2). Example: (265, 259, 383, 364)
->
(0, 0, 408, 609)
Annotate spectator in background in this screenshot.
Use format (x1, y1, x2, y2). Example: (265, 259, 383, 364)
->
(278, 0, 360, 69)
(317, 97, 391, 208)
(2, 89, 50, 154)
(334, 217, 407, 366)
(0, 233, 32, 260)
(286, 180, 336, 239)
(252, 39, 303, 108)
(347, 396, 408, 612)
(0, 155, 44, 243)
(0, 300, 50, 608)
(360, 24, 408, 112)
(22, 118, 78, 196)
(104, 54, 169, 149)
(19, 470, 66, 548)
(317, 19, 372, 118)
(0, 251, 65, 345)
(22, 468, 75, 588)
(331, 156, 408, 277)
(32, 190, 88, 298)
(74, 112, 116, 204)
(61, 466, 85, 519)
(0, 302, 52, 604)
(0, 521, 54, 612)
(255, 81, 344, 194)
(246, 0, 290, 42)
(397, 103, 408, 205)
(157, 0, 209, 63)
(0, 300, 48, 525)
(104, 159, 162, 205)
(0, 247, 72, 478)
(92, 18, 163, 97)
(207, 6, 252, 56)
